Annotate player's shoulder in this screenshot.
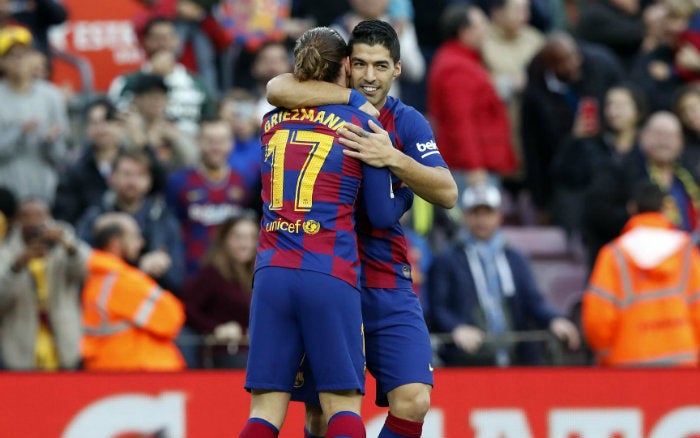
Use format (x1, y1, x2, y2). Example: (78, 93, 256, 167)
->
(318, 103, 379, 128)
(384, 96, 429, 126)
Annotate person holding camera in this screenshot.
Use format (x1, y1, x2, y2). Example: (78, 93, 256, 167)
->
(0, 198, 90, 370)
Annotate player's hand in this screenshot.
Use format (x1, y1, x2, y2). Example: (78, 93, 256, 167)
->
(358, 101, 379, 118)
(338, 120, 397, 168)
(452, 324, 484, 353)
(549, 317, 581, 350)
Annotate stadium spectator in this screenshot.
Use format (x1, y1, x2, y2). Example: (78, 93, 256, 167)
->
(53, 98, 123, 224)
(76, 149, 184, 295)
(428, 3, 517, 194)
(108, 16, 216, 137)
(583, 111, 700, 266)
(574, 0, 644, 72)
(552, 83, 647, 237)
(166, 117, 251, 278)
(631, 0, 692, 112)
(0, 198, 89, 370)
(0, 25, 68, 205)
(82, 212, 185, 371)
(7, 0, 67, 62)
(250, 41, 293, 122)
(482, 0, 545, 183)
(181, 212, 257, 369)
(428, 184, 580, 367)
(672, 84, 700, 178)
(521, 32, 625, 224)
(132, 0, 233, 96)
(219, 88, 262, 195)
(120, 73, 198, 172)
(583, 182, 700, 367)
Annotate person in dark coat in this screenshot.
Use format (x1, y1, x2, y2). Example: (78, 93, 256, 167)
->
(428, 184, 580, 366)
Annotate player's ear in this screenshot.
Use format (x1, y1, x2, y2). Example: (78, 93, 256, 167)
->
(393, 60, 402, 79)
(343, 56, 351, 77)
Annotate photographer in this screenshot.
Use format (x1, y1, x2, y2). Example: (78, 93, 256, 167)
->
(0, 198, 90, 370)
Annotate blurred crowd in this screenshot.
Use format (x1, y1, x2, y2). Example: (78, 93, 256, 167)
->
(0, 0, 699, 371)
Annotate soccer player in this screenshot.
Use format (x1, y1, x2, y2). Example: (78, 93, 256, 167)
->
(240, 27, 414, 438)
(267, 19, 458, 438)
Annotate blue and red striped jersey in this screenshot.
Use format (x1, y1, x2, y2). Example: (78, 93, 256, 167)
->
(166, 167, 251, 276)
(357, 96, 449, 289)
(255, 104, 404, 288)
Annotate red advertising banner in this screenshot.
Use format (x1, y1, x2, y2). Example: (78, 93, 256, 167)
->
(0, 368, 698, 437)
(49, 0, 145, 92)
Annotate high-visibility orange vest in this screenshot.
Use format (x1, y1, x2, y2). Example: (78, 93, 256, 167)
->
(583, 213, 700, 367)
(82, 250, 185, 371)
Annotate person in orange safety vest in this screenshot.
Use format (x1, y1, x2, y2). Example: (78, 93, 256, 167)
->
(82, 212, 185, 370)
(583, 183, 700, 367)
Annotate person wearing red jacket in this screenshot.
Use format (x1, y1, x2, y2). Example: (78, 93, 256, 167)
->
(81, 212, 185, 371)
(428, 3, 517, 193)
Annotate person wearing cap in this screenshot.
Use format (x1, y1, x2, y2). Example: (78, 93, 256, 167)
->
(120, 73, 198, 173)
(0, 25, 68, 205)
(428, 184, 580, 366)
(108, 17, 215, 137)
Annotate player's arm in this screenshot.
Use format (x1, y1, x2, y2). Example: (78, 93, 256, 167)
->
(361, 165, 414, 229)
(266, 73, 379, 116)
(267, 73, 350, 108)
(340, 121, 458, 208)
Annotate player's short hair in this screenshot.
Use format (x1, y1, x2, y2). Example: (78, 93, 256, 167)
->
(293, 27, 348, 83)
(349, 19, 401, 63)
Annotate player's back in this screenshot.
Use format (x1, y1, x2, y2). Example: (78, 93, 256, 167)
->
(256, 104, 373, 288)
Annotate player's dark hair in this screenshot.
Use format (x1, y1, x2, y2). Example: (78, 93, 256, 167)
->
(92, 222, 124, 250)
(441, 3, 472, 41)
(349, 19, 401, 63)
(631, 182, 665, 213)
(293, 27, 348, 83)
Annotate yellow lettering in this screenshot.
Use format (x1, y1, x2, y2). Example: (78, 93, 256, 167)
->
(290, 109, 300, 121)
(324, 113, 341, 129)
(282, 111, 291, 121)
(331, 120, 346, 131)
(264, 120, 271, 132)
(314, 111, 326, 123)
(301, 108, 314, 122)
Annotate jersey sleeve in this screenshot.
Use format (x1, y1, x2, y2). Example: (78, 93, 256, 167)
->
(358, 113, 414, 228)
(398, 106, 449, 169)
(361, 165, 414, 229)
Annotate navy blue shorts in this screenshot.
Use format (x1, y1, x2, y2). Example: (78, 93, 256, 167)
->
(292, 286, 434, 406)
(245, 267, 365, 394)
